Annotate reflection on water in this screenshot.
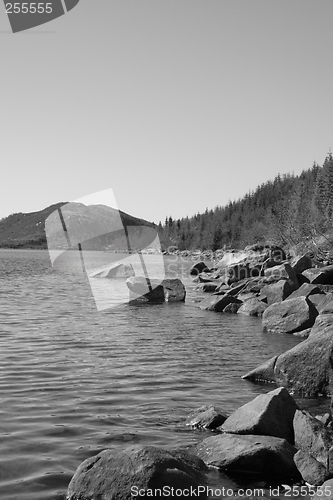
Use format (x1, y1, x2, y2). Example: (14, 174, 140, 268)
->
(0, 250, 318, 499)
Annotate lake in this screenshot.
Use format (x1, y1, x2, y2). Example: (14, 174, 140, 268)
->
(0, 249, 326, 500)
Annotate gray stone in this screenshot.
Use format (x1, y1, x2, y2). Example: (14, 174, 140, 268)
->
(261, 279, 296, 305)
(262, 297, 318, 334)
(291, 254, 313, 274)
(198, 294, 242, 312)
(223, 302, 242, 313)
(195, 433, 300, 480)
(286, 283, 324, 301)
(243, 314, 333, 396)
(67, 445, 208, 500)
(220, 387, 298, 444)
(126, 277, 186, 302)
(185, 405, 228, 430)
(303, 266, 333, 285)
(237, 298, 267, 317)
(294, 410, 333, 474)
(90, 262, 135, 279)
(293, 449, 329, 486)
(189, 262, 209, 276)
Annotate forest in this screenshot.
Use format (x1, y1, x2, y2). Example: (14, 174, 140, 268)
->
(158, 152, 333, 253)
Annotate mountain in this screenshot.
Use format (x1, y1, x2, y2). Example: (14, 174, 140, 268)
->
(0, 202, 157, 250)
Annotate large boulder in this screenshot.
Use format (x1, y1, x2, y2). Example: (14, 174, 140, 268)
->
(294, 409, 333, 474)
(67, 446, 208, 500)
(237, 298, 267, 317)
(220, 387, 298, 444)
(90, 262, 135, 279)
(303, 265, 333, 285)
(261, 279, 296, 305)
(262, 297, 318, 334)
(243, 314, 333, 396)
(195, 433, 300, 480)
(185, 405, 228, 430)
(126, 277, 186, 302)
(198, 294, 242, 312)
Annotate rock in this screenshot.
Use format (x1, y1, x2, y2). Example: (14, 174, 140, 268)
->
(293, 327, 312, 338)
(261, 279, 296, 305)
(224, 281, 250, 296)
(161, 278, 186, 302)
(303, 265, 333, 285)
(126, 277, 186, 302)
(312, 478, 333, 499)
(223, 302, 241, 313)
(90, 262, 135, 279)
(202, 283, 218, 293)
(237, 298, 267, 317)
(242, 356, 278, 384)
(185, 405, 228, 430)
(189, 262, 209, 275)
(264, 264, 299, 288)
(220, 387, 298, 444)
(195, 433, 300, 480)
(243, 314, 333, 396)
(237, 292, 259, 302)
(297, 272, 311, 285)
(294, 410, 333, 474)
(315, 293, 333, 314)
(291, 254, 313, 274)
(262, 297, 318, 334)
(198, 295, 242, 312)
(67, 445, 208, 500)
(286, 283, 324, 301)
(293, 449, 329, 486)
(308, 293, 329, 311)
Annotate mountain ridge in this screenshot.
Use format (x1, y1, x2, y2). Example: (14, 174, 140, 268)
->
(0, 202, 157, 250)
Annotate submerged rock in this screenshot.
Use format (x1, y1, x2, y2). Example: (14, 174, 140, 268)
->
(90, 262, 135, 279)
(126, 277, 186, 302)
(67, 445, 208, 500)
(185, 405, 228, 430)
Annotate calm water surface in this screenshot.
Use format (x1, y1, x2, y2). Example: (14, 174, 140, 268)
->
(0, 250, 326, 500)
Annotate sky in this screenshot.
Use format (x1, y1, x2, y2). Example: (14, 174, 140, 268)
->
(1, 0, 333, 225)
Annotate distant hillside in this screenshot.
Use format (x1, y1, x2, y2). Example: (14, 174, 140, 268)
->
(0, 202, 158, 250)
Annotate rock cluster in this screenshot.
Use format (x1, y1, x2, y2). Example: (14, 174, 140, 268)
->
(67, 388, 333, 498)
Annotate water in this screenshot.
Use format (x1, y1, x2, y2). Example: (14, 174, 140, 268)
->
(0, 250, 325, 500)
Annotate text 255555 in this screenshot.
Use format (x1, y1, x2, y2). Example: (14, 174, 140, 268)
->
(5, 3, 53, 14)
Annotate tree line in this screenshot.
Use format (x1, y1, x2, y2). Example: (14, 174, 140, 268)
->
(158, 152, 333, 252)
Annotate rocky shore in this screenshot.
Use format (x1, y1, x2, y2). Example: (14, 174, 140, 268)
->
(68, 244, 333, 498)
